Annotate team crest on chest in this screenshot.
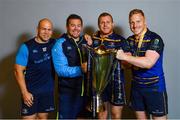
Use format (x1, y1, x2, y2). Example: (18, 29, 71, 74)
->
(42, 47, 47, 52)
(109, 42, 115, 47)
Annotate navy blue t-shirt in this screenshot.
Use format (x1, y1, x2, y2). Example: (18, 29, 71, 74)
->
(15, 38, 55, 94)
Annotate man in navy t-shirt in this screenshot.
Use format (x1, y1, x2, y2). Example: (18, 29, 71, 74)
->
(14, 18, 55, 119)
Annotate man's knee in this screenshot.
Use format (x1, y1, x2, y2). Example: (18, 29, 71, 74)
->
(98, 110, 108, 119)
(37, 113, 49, 119)
(22, 114, 37, 119)
(152, 115, 167, 120)
(111, 106, 123, 119)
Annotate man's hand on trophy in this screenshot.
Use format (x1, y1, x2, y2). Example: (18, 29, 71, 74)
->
(116, 49, 127, 61)
(121, 52, 132, 68)
(81, 62, 87, 73)
(84, 34, 93, 46)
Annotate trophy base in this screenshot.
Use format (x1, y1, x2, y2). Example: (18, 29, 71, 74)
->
(86, 102, 105, 113)
(86, 94, 105, 113)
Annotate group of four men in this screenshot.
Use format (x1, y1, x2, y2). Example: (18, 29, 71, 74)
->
(14, 8, 168, 120)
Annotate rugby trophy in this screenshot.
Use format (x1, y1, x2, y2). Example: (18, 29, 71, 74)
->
(83, 44, 117, 118)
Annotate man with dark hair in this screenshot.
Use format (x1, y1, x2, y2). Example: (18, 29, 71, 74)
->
(14, 18, 55, 119)
(89, 12, 130, 119)
(116, 9, 168, 120)
(52, 14, 89, 119)
(66, 14, 83, 27)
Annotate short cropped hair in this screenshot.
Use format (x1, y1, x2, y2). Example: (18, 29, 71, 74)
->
(66, 14, 83, 26)
(98, 12, 113, 25)
(129, 9, 145, 20)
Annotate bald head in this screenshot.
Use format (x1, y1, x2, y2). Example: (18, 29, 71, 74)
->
(36, 18, 53, 43)
(38, 18, 53, 29)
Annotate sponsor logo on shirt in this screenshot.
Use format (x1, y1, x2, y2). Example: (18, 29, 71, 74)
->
(34, 54, 51, 64)
(33, 49, 38, 53)
(108, 42, 115, 48)
(22, 108, 28, 114)
(67, 46, 72, 50)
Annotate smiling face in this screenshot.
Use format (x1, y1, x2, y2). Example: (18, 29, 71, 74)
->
(66, 19, 82, 39)
(129, 13, 147, 38)
(36, 19, 53, 43)
(98, 15, 114, 37)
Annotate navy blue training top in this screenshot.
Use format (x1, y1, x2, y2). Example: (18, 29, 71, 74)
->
(15, 38, 56, 94)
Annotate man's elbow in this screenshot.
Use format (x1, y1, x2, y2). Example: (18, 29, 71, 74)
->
(144, 64, 153, 69)
(55, 70, 65, 77)
(14, 69, 18, 78)
(57, 71, 81, 78)
(143, 60, 155, 69)
(14, 65, 19, 77)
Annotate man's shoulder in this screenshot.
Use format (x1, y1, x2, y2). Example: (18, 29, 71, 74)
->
(59, 33, 68, 39)
(112, 33, 125, 40)
(23, 38, 36, 49)
(57, 33, 71, 43)
(55, 38, 66, 45)
(24, 38, 35, 44)
(146, 29, 162, 40)
(127, 34, 135, 41)
(46, 38, 56, 46)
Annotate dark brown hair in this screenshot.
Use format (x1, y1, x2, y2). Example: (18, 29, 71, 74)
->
(66, 14, 83, 26)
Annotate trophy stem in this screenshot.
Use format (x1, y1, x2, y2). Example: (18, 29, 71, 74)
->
(92, 95, 96, 118)
(92, 93, 104, 118)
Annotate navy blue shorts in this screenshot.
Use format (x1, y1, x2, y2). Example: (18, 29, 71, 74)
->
(102, 80, 126, 106)
(130, 88, 168, 116)
(21, 92, 55, 116)
(58, 94, 85, 119)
